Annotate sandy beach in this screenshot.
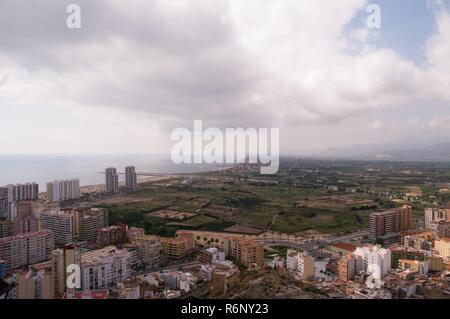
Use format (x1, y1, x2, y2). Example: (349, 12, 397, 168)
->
(80, 175, 175, 194)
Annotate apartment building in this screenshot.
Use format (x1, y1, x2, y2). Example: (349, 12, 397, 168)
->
(40, 210, 74, 246)
(0, 230, 55, 271)
(369, 206, 412, 242)
(162, 235, 195, 260)
(431, 220, 450, 238)
(390, 245, 428, 267)
(133, 235, 163, 269)
(0, 183, 39, 203)
(81, 247, 132, 290)
(229, 238, 264, 268)
(389, 245, 444, 271)
(11, 201, 39, 235)
(75, 208, 109, 243)
(424, 208, 449, 230)
(286, 249, 315, 279)
(398, 259, 429, 275)
(397, 205, 412, 231)
(126, 227, 145, 242)
(125, 166, 137, 190)
(369, 210, 399, 241)
(96, 225, 127, 248)
(354, 245, 391, 280)
(197, 247, 226, 264)
(0, 260, 5, 279)
(338, 253, 364, 282)
(0, 219, 12, 238)
(434, 237, 450, 258)
(212, 270, 228, 294)
(16, 260, 54, 299)
(0, 187, 8, 219)
(105, 168, 119, 194)
(52, 243, 81, 297)
(46, 179, 80, 202)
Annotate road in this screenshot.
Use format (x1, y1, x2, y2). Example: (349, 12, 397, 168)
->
(258, 229, 370, 252)
(260, 240, 318, 252)
(134, 261, 201, 277)
(327, 230, 369, 243)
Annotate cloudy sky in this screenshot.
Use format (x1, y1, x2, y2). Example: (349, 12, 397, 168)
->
(0, 0, 449, 156)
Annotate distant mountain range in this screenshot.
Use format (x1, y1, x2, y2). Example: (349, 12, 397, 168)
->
(319, 142, 450, 161)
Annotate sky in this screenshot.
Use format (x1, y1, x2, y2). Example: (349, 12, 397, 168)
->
(0, 0, 449, 156)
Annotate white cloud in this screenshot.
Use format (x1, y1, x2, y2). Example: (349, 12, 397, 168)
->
(348, 27, 370, 43)
(369, 120, 384, 129)
(429, 116, 450, 128)
(0, 0, 449, 154)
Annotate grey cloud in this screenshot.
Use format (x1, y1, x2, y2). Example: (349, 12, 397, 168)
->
(1, 0, 449, 139)
(0, 0, 271, 127)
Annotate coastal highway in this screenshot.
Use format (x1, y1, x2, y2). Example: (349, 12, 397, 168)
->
(327, 230, 370, 243)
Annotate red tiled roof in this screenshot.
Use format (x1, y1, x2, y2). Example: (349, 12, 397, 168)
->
(62, 290, 109, 299)
(330, 242, 358, 252)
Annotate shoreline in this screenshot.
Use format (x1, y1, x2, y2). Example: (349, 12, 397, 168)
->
(79, 164, 234, 194)
(79, 175, 175, 194)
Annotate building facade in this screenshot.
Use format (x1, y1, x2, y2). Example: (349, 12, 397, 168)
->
(52, 243, 81, 297)
(369, 206, 412, 242)
(11, 201, 39, 235)
(0, 259, 5, 278)
(16, 261, 54, 299)
(133, 235, 163, 269)
(286, 249, 314, 279)
(46, 179, 80, 203)
(425, 208, 448, 230)
(0, 183, 39, 203)
(125, 166, 137, 190)
(197, 247, 226, 264)
(354, 245, 391, 280)
(126, 227, 145, 242)
(434, 237, 450, 258)
(105, 168, 119, 194)
(0, 230, 55, 271)
(0, 187, 8, 219)
(96, 225, 127, 248)
(162, 236, 195, 259)
(229, 238, 264, 268)
(338, 253, 364, 282)
(432, 220, 450, 238)
(75, 208, 109, 243)
(81, 247, 132, 290)
(398, 259, 429, 275)
(0, 219, 12, 238)
(40, 210, 74, 246)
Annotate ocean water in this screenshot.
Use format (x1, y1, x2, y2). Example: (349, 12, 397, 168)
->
(0, 154, 219, 189)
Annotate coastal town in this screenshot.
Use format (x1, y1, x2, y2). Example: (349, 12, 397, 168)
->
(1, 161, 449, 299)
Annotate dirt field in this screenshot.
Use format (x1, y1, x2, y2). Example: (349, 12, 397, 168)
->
(224, 224, 264, 234)
(89, 196, 155, 206)
(310, 215, 335, 223)
(406, 186, 423, 197)
(149, 210, 197, 220)
(296, 194, 375, 210)
(199, 205, 236, 218)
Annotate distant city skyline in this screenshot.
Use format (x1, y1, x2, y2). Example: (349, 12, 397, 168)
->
(0, 0, 449, 157)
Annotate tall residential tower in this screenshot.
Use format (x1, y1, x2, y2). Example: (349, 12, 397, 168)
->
(105, 168, 119, 194)
(125, 166, 137, 190)
(47, 179, 80, 203)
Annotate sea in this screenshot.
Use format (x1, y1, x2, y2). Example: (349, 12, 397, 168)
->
(0, 154, 220, 189)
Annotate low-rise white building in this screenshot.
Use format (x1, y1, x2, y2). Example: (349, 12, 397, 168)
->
(354, 245, 391, 282)
(286, 250, 314, 279)
(81, 247, 132, 290)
